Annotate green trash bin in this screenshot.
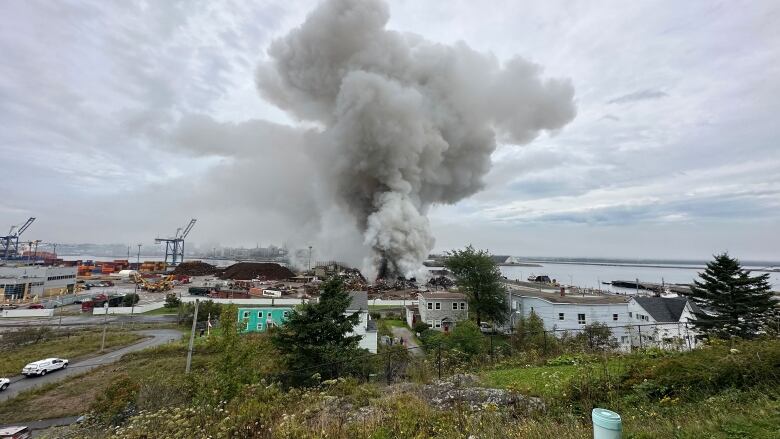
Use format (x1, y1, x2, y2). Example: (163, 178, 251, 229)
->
(592, 408, 622, 439)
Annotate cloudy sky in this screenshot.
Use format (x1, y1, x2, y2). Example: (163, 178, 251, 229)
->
(2, 0, 779, 262)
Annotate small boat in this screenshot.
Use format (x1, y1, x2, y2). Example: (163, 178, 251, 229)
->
(527, 274, 536, 281)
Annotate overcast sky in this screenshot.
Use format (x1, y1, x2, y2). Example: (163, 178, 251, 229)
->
(2, 0, 779, 262)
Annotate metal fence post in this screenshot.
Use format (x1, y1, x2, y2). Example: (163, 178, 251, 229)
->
(185, 299, 199, 374)
(385, 349, 391, 385)
(637, 324, 643, 349)
(437, 342, 442, 380)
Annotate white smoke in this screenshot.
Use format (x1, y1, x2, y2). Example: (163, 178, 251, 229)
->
(256, 0, 576, 278)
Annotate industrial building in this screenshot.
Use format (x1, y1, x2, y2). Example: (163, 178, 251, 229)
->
(0, 265, 77, 301)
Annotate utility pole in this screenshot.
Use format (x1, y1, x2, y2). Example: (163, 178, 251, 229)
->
(308, 246, 312, 272)
(100, 302, 109, 352)
(185, 299, 200, 373)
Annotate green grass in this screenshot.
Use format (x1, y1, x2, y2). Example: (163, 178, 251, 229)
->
(0, 340, 213, 424)
(141, 306, 177, 315)
(481, 360, 625, 399)
(384, 319, 407, 328)
(0, 330, 144, 375)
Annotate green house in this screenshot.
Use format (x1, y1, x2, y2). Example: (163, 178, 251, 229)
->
(238, 307, 292, 332)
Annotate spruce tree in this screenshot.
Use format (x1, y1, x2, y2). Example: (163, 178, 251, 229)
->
(684, 252, 775, 339)
(271, 277, 363, 384)
(445, 245, 509, 325)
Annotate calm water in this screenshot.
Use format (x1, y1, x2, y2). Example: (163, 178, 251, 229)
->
(500, 262, 780, 292)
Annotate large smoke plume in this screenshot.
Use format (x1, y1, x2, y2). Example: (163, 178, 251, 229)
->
(257, 0, 576, 278)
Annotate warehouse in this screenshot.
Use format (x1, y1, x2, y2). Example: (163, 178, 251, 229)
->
(0, 265, 77, 300)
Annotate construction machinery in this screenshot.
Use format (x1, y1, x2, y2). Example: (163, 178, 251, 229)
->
(155, 219, 196, 267)
(1, 217, 35, 261)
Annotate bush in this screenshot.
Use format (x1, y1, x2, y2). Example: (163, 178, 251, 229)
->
(122, 293, 140, 307)
(413, 321, 430, 334)
(163, 293, 180, 308)
(624, 339, 780, 400)
(89, 374, 140, 426)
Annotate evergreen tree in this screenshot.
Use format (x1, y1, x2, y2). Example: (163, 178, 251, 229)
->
(683, 252, 775, 339)
(445, 245, 509, 325)
(272, 277, 364, 384)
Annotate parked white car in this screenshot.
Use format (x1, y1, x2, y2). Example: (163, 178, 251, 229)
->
(0, 377, 9, 391)
(21, 358, 68, 377)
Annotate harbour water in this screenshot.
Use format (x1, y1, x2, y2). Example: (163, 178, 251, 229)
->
(499, 262, 780, 293)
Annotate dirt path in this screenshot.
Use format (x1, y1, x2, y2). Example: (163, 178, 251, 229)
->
(390, 326, 424, 356)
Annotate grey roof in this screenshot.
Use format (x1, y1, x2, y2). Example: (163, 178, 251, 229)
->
(633, 297, 691, 322)
(420, 291, 467, 300)
(347, 291, 368, 311)
(510, 289, 629, 304)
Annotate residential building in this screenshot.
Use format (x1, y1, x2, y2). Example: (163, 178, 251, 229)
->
(627, 296, 699, 349)
(237, 291, 378, 353)
(238, 307, 292, 332)
(406, 291, 468, 332)
(0, 265, 77, 301)
(506, 288, 698, 351)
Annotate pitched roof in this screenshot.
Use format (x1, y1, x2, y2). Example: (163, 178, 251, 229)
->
(420, 291, 467, 300)
(347, 291, 368, 311)
(633, 297, 691, 322)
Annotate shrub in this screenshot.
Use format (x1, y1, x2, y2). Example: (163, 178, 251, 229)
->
(122, 293, 140, 307)
(163, 293, 180, 308)
(413, 321, 430, 334)
(89, 374, 140, 426)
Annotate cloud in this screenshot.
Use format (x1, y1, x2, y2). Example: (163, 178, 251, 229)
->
(607, 89, 669, 104)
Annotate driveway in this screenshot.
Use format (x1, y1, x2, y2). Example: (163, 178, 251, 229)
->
(390, 326, 424, 356)
(0, 329, 181, 403)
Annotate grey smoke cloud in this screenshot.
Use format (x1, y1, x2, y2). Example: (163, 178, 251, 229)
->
(256, 0, 576, 277)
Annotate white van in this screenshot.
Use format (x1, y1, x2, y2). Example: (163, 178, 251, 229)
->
(21, 358, 68, 377)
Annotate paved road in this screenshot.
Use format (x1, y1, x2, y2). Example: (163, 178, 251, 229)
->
(0, 329, 181, 403)
(390, 326, 424, 356)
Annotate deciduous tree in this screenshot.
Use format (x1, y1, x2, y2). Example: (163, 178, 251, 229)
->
(445, 245, 508, 325)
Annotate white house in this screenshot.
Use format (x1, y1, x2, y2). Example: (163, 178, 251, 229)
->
(347, 291, 378, 353)
(506, 288, 698, 351)
(627, 296, 699, 350)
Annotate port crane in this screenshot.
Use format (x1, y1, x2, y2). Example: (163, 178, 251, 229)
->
(1, 217, 35, 261)
(155, 218, 196, 267)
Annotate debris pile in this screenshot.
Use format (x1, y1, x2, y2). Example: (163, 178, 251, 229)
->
(427, 276, 454, 289)
(171, 261, 220, 276)
(219, 262, 295, 281)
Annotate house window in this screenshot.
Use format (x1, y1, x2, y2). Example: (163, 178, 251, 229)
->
(558, 313, 564, 320)
(452, 302, 458, 310)
(435, 302, 441, 310)
(283, 311, 289, 317)
(257, 311, 263, 318)
(621, 336, 629, 343)
(613, 313, 618, 321)
(460, 302, 466, 310)
(243, 311, 249, 319)
(434, 320, 441, 328)
(257, 322, 263, 330)
(426, 320, 434, 327)
(578, 313, 586, 325)
(267, 312, 272, 318)
(427, 302, 433, 310)
(628, 312, 633, 318)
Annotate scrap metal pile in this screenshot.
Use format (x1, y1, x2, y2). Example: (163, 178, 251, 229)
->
(219, 262, 295, 281)
(171, 261, 221, 276)
(427, 276, 454, 289)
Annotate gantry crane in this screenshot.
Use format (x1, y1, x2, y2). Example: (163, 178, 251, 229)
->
(1, 217, 35, 261)
(155, 218, 196, 267)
